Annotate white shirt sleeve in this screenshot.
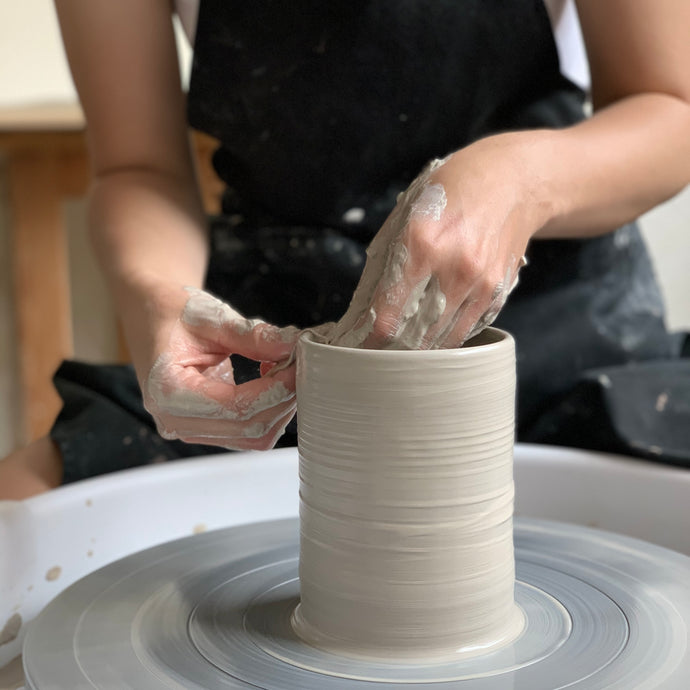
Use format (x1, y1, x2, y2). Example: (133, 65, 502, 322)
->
(542, 0, 591, 92)
(174, 0, 199, 47)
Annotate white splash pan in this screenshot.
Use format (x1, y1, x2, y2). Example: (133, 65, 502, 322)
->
(1, 443, 689, 668)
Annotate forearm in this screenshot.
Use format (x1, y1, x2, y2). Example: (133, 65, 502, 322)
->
(535, 92, 690, 238)
(88, 167, 209, 375)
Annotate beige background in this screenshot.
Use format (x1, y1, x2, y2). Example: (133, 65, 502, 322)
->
(0, 1, 688, 457)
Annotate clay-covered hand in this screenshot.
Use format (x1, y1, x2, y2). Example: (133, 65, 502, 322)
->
(329, 134, 547, 349)
(143, 288, 300, 450)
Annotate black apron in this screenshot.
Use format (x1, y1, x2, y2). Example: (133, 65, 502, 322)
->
(183, 0, 687, 466)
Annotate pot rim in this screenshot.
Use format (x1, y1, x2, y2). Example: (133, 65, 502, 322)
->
(299, 326, 513, 359)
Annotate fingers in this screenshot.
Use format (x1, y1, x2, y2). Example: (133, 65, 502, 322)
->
(181, 287, 300, 362)
(359, 212, 465, 349)
(144, 346, 297, 449)
(363, 273, 448, 350)
(200, 356, 235, 384)
(358, 215, 449, 349)
(141, 288, 303, 452)
(146, 357, 295, 418)
(429, 256, 525, 348)
(326, 166, 446, 349)
(328, 148, 535, 351)
(180, 404, 296, 451)
(434, 297, 497, 349)
(362, 246, 525, 350)
(157, 399, 297, 450)
(145, 362, 296, 450)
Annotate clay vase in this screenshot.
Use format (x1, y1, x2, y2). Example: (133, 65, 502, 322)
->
(292, 328, 524, 662)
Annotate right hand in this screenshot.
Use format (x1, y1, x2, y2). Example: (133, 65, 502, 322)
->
(142, 288, 300, 450)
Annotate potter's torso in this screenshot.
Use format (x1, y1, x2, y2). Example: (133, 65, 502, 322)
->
(190, 0, 675, 434)
(176, 0, 590, 90)
(186, 0, 574, 230)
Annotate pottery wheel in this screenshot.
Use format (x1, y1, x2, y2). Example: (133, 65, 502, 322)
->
(23, 518, 690, 689)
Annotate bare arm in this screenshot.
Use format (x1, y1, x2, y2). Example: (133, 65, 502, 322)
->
(537, 0, 690, 236)
(54, 0, 299, 449)
(354, 0, 690, 348)
(55, 0, 208, 377)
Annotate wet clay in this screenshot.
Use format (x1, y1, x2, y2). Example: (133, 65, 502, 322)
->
(320, 158, 523, 351)
(293, 329, 524, 661)
(327, 158, 449, 350)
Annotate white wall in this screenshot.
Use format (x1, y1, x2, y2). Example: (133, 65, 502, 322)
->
(0, 1, 193, 107)
(639, 187, 690, 334)
(0, 2, 76, 106)
(0, 3, 688, 457)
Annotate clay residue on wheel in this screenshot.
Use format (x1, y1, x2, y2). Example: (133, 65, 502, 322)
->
(45, 566, 62, 582)
(0, 613, 21, 646)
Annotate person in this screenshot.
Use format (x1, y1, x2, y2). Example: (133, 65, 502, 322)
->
(1, 0, 689, 499)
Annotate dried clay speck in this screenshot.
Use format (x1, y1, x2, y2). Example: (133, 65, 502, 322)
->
(0, 613, 22, 646)
(597, 374, 612, 388)
(45, 566, 62, 582)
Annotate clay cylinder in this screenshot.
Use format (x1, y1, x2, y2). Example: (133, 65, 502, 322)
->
(292, 328, 524, 661)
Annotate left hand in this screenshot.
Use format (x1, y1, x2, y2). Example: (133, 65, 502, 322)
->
(329, 132, 552, 349)
(142, 288, 301, 450)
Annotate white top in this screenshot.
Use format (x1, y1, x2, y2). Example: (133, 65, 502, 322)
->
(174, 0, 199, 47)
(543, 0, 590, 90)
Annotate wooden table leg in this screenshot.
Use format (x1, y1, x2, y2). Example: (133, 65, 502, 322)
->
(8, 151, 73, 443)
